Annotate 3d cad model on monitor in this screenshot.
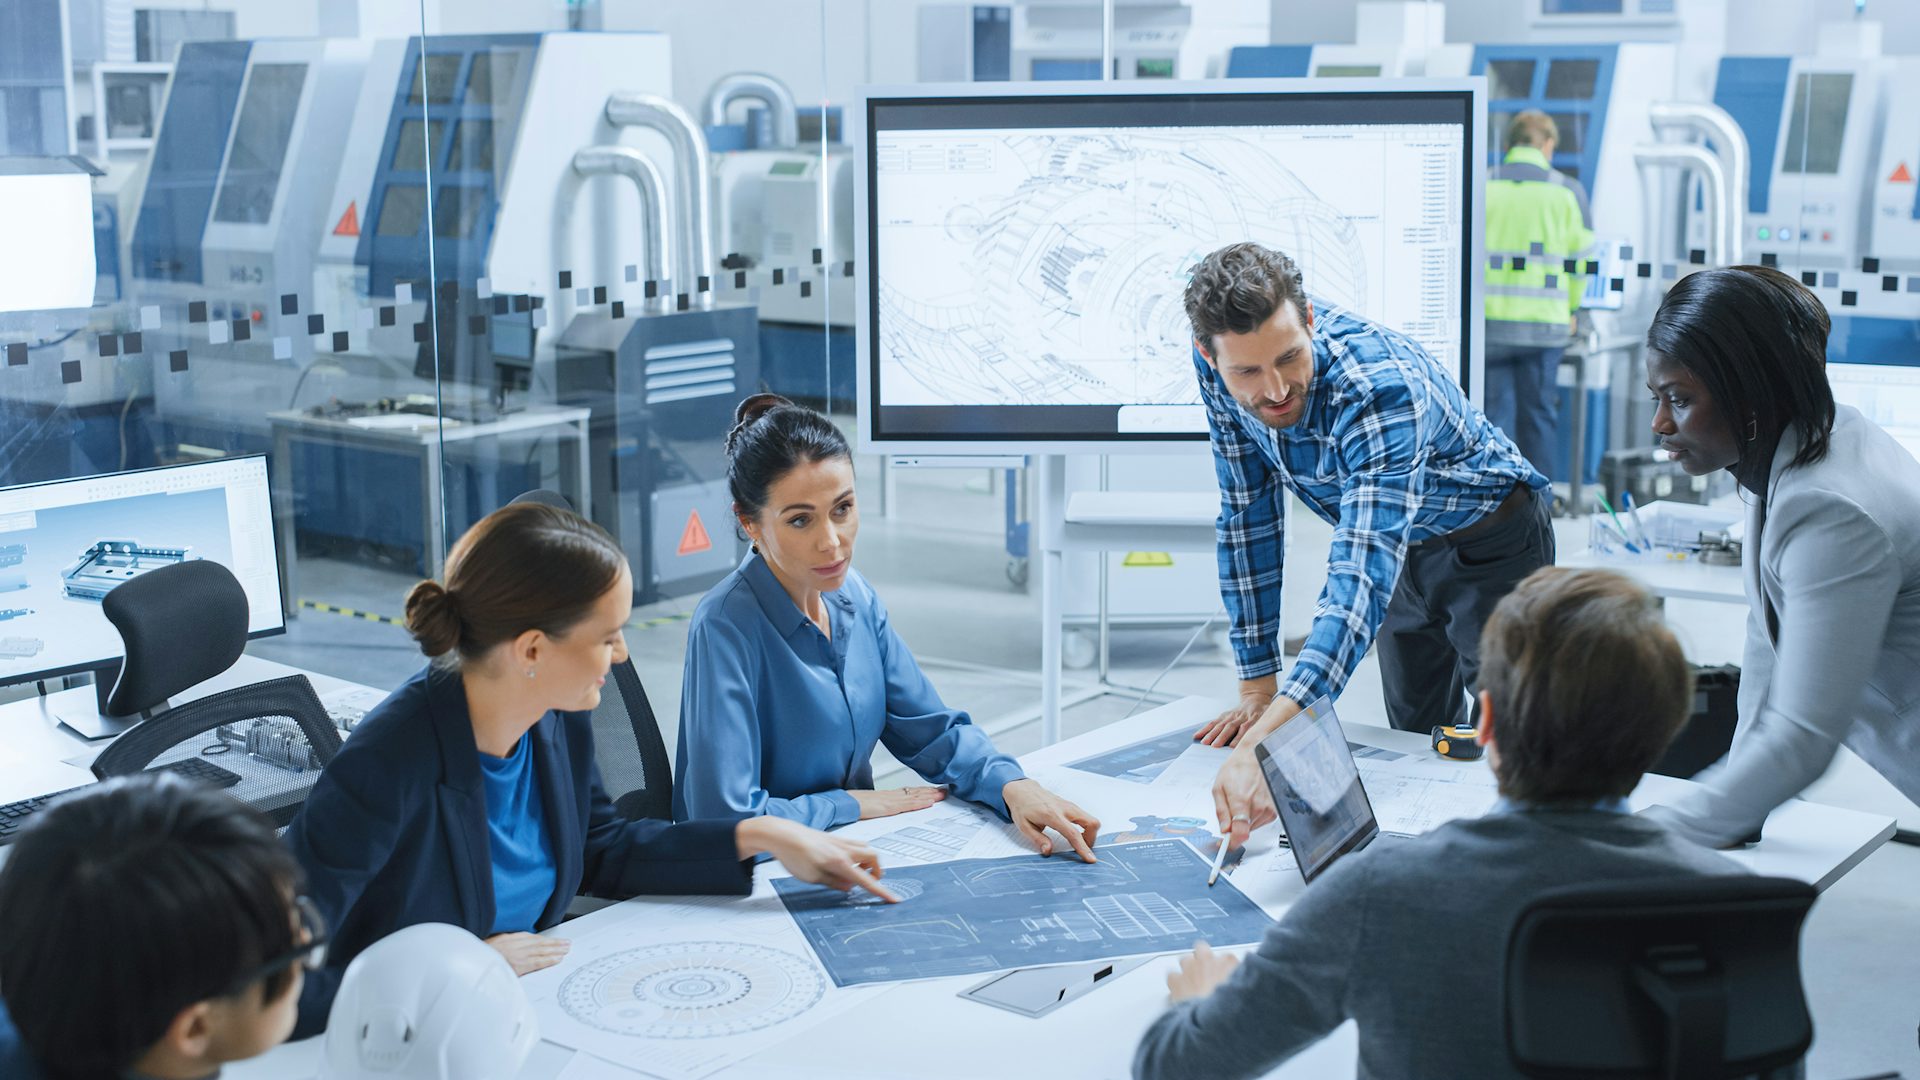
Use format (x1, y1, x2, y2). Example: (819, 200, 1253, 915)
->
(853, 78, 1487, 454)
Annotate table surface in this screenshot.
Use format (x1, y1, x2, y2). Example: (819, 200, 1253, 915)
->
(1560, 547, 1747, 604)
(234, 695, 1894, 1080)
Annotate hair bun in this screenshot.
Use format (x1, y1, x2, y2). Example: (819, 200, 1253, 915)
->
(727, 393, 794, 457)
(403, 580, 464, 658)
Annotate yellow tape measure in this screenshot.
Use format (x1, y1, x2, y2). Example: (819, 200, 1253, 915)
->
(1430, 724, 1485, 761)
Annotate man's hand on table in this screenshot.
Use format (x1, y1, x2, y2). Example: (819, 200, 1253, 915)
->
(1212, 694, 1303, 848)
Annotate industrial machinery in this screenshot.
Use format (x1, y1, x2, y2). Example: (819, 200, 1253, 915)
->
(1225, 1, 1469, 79)
(917, 0, 1267, 83)
(557, 93, 760, 605)
(705, 72, 855, 404)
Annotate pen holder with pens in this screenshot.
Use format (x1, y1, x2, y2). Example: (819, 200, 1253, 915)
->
(1587, 499, 1741, 563)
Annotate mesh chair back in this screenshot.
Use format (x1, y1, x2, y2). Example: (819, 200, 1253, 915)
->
(90, 675, 345, 828)
(589, 658, 674, 822)
(1505, 875, 1816, 1080)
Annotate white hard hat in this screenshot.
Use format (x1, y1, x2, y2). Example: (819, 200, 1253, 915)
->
(321, 923, 539, 1080)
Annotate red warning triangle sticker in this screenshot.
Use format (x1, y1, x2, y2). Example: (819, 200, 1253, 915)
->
(676, 510, 713, 557)
(332, 201, 360, 236)
(1889, 162, 1914, 183)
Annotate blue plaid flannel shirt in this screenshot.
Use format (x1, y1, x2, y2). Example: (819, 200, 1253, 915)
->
(1199, 300, 1547, 707)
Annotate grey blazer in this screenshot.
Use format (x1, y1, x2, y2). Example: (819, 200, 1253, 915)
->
(1658, 405, 1920, 847)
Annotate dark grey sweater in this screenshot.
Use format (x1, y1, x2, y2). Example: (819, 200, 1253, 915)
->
(1132, 810, 1742, 1080)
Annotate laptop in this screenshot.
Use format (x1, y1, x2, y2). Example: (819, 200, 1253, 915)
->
(1252, 696, 1411, 884)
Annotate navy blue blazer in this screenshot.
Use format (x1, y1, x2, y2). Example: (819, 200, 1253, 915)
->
(284, 665, 752, 1037)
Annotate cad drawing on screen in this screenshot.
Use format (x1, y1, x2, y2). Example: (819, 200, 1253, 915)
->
(876, 129, 1370, 410)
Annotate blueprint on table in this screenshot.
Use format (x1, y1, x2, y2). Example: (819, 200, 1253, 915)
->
(773, 839, 1272, 987)
(1065, 726, 1203, 784)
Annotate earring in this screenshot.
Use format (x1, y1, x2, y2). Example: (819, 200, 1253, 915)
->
(525, 667, 536, 679)
(1746, 416, 1759, 443)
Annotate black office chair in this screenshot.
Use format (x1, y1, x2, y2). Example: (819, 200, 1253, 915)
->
(509, 489, 675, 821)
(1505, 875, 1817, 1080)
(88, 560, 342, 828)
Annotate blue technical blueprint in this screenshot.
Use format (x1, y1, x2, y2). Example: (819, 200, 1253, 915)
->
(1064, 726, 1204, 784)
(773, 839, 1273, 987)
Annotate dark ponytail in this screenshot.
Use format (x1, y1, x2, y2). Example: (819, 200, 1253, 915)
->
(402, 502, 627, 664)
(725, 394, 852, 533)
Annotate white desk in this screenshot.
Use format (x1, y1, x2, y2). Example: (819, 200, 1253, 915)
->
(0, 654, 376, 807)
(1559, 548, 1746, 606)
(236, 696, 1894, 1080)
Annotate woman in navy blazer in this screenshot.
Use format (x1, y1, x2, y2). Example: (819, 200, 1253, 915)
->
(284, 503, 896, 1037)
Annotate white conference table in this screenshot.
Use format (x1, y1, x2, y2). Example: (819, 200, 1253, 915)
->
(239, 695, 1895, 1080)
(1558, 548, 1746, 606)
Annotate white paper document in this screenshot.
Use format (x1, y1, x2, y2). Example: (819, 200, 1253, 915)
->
(521, 895, 878, 1080)
(1363, 773, 1500, 835)
(1149, 744, 1233, 793)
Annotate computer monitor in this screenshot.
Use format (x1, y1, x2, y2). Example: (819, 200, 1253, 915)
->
(0, 455, 286, 731)
(1252, 696, 1380, 884)
(854, 77, 1487, 454)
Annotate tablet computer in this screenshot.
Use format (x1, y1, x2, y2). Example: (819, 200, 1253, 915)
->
(1252, 696, 1381, 884)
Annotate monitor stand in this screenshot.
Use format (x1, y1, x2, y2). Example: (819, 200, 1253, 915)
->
(47, 667, 142, 741)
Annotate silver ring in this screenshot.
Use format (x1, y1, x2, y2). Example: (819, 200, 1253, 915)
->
(1231, 813, 1251, 822)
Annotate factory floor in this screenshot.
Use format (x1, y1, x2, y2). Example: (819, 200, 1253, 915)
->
(258, 455, 1920, 1079)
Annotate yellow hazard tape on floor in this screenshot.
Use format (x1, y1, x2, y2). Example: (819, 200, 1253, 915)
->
(300, 599, 694, 633)
(299, 599, 406, 627)
(1122, 552, 1175, 567)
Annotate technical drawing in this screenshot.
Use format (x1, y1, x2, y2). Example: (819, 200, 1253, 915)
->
(962, 860, 1138, 897)
(555, 941, 825, 1040)
(850, 877, 924, 904)
(875, 129, 1380, 409)
(869, 806, 994, 863)
(829, 918, 978, 954)
(1065, 726, 1204, 784)
(776, 839, 1272, 987)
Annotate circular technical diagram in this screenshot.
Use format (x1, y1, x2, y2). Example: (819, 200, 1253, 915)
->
(557, 942, 825, 1039)
(849, 877, 923, 904)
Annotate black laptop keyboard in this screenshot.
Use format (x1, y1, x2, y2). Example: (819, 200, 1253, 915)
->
(0, 759, 244, 846)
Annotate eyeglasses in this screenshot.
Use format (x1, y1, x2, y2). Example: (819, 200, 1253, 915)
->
(218, 895, 330, 999)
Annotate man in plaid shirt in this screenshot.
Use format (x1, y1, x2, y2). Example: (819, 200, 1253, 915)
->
(1185, 243, 1553, 847)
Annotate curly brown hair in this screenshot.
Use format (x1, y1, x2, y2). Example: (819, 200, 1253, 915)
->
(1479, 567, 1694, 806)
(1183, 242, 1310, 354)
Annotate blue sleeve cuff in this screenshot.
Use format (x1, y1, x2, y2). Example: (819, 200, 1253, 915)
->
(825, 788, 862, 828)
(966, 760, 1027, 819)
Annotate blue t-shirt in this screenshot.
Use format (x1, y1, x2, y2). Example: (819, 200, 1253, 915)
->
(479, 733, 557, 934)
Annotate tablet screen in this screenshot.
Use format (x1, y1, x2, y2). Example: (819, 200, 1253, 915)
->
(1254, 697, 1378, 883)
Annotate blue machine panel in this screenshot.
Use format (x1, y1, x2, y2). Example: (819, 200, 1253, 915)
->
(1472, 44, 1616, 189)
(1713, 56, 1793, 215)
(1032, 58, 1102, 81)
(1225, 45, 1313, 79)
(357, 35, 537, 296)
(1829, 315, 1920, 368)
(130, 40, 251, 283)
(776, 840, 1271, 987)
(971, 6, 1012, 82)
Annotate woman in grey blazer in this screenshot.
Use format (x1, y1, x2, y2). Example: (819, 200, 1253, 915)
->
(1641, 265, 1920, 847)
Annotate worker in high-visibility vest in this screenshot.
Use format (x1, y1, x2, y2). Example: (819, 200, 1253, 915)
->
(1485, 110, 1596, 482)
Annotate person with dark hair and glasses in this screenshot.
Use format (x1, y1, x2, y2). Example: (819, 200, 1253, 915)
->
(1639, 265, 1920, 848)
(0, 774, 322, 1080)
(673, 394, 1102, 861)
(284, 502, 899, 1037)
(1182, 242, 1554, 853)
(1133, 568, 1742, 1080)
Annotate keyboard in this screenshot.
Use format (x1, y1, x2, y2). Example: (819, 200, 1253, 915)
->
(0, 759, 244, 846)
(159, 757, 243, 789)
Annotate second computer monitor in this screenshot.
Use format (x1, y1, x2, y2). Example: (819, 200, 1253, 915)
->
(0, 454, 286, 689)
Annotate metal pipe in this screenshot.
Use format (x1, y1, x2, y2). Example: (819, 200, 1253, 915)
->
(605, 92, 715, 296)
(570, 146, 674, 296)
(1635, 143, 1727, 269)
(1648, 102, 1749, 266)
(701, 72, 800, 149)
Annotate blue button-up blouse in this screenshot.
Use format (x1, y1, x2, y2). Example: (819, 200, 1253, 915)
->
(672, 553, 1025, 829)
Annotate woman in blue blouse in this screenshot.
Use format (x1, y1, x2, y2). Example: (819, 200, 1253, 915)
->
(674, 394, 1101, 861)
(284, 502, 894, 1037)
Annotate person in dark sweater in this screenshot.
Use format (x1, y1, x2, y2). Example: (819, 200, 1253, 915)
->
(0, 775, 314, 1080)
(1134, 567, 1743, 1080)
